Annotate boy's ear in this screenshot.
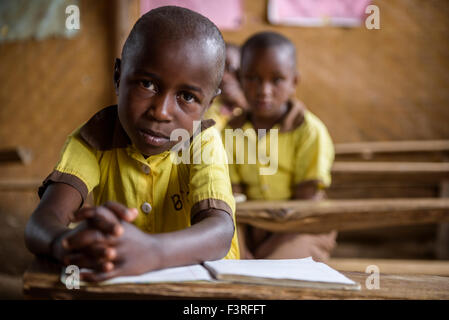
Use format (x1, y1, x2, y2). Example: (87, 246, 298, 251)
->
(293, 71, 300, 86)
(113, 58, 121, 96)
(206, 88, 222, 111)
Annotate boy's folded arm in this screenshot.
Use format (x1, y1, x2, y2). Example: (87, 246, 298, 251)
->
(292, 180, 326, 200)
(24, 183, 83, 259)
(154, 208, 235, 268)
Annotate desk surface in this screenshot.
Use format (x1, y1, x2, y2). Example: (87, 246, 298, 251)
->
(236, 198, 449, 233)
(23, 258, 449, 300)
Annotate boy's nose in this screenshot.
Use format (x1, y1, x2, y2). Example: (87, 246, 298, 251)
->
(147, 93, 173, 122)
(258, 81, 273, 97)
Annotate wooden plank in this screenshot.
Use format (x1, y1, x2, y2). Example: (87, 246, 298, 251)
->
(335, 140, 449, 162)
(328, 258, 449, 276)
(0, 179, 41, 191)
(235, 198, 449, 233)
(331, 162, 449, 185)
(23, 258, 449, 300)
(0, 147, 32, 165)
(329, 162, 449, 198)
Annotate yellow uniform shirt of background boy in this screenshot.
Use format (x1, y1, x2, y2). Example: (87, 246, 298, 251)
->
(40, 106, 239, 260)
(224, 107, 334, 200)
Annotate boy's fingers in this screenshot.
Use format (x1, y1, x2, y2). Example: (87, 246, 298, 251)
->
(73, 206, 96, 222)
(88, 206, 123, 236)
(103, 201, 138, 222)
(86, 244, 117, 261)
(63, 253, 114, 273)
(65, 229, 107, 250)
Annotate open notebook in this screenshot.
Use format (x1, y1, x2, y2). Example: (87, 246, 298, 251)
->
(61, 257, 360, 291)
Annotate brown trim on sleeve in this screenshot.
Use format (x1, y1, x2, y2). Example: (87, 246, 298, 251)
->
(201, 119, 216, 131)
(38, 170, 89, 202)
(79, 105, 131, 150)
(191, 198, 233, 219)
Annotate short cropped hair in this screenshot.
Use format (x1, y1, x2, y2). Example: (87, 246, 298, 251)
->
(122, 6, 226, 88)
(241, 31, 297, 68)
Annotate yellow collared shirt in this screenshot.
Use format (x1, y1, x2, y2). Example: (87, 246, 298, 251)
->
(39, 105, 239, 259)
(223, 110, 334, 201)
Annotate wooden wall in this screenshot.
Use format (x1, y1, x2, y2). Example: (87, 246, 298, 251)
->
(222, 0, 449, 143)
(1, 0, 448, 183)
(0, 0, 448, 294)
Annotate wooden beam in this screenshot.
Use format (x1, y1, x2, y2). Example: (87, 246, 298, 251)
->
(334, 140, 449, 162)
(236, 198, 449, 233)
(0, 147, 32, 165)
(113, 0, 140, 58)
(0, 179, 41, 191)
(329, 162, 449, 198)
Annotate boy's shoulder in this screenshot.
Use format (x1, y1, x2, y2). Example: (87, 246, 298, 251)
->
(77, 105, 130, 151)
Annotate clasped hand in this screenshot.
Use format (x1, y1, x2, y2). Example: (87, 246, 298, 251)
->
(52, 201, 161, 282)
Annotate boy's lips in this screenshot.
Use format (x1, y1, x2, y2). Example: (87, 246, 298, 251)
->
(255, 99, 272, 110)
(138, 128, 170, 147)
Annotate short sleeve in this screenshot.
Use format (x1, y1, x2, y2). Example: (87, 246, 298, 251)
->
(38, 129, 100, 202)
(293, 113, 335, 188)
(189, 127, 236, 218)
(221, 127, 242, 186)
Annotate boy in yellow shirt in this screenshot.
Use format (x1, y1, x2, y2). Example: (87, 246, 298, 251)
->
(25, 6, 239, 282)
(224, 31, 335, 261)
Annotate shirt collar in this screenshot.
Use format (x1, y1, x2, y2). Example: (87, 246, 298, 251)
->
(227, 100, 306, 133)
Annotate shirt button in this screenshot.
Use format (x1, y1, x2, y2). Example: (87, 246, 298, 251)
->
(261, 184, 269, 191)
(141, 202, 152, 214)
(142, 165, 151, 174)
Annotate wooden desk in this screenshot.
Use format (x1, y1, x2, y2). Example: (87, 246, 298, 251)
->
(235, 198, 449, 233)
(23, 258, 449, 300)
(335, 140, 449, 162)
(329, 162, 449, 199)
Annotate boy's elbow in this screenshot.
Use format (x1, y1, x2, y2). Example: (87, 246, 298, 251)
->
(214, 213, 235, 260)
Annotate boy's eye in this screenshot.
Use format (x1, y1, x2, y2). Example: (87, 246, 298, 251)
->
(273, 77, 283, 84)
(179, 91, 197, 103)
(141, 80, 156, 91)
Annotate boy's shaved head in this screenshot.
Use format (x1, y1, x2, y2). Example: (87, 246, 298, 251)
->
(122, 6, 226, 88)
(241, 31, 297, 69)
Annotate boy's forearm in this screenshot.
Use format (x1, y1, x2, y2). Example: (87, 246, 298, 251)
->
(25, 183, 82, 258)
(25, 209, 70, 258)
(150, 209, 235, 269)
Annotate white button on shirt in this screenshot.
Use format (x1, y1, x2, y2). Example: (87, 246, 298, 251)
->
(142, 165, 151, 174)
(141, 202, 152, 214)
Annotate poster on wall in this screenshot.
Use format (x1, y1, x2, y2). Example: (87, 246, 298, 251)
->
(140, 0, 243, 30)
(268, 0, 372, 27)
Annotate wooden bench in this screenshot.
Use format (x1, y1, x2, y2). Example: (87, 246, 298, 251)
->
(23, 258, 449, 299)
(335, 140, 449, 162)
(235, 198, 449, 233)
(328, 161, 449, 199)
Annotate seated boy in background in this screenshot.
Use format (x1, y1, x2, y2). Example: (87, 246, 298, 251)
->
(225, 31, 335, 261)
(204, 43, 248, 131)
(25, 6, 239, 282)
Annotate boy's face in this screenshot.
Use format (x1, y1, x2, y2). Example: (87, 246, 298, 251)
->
(115, 39, 220, 157)
(240, 46, 297, 118)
